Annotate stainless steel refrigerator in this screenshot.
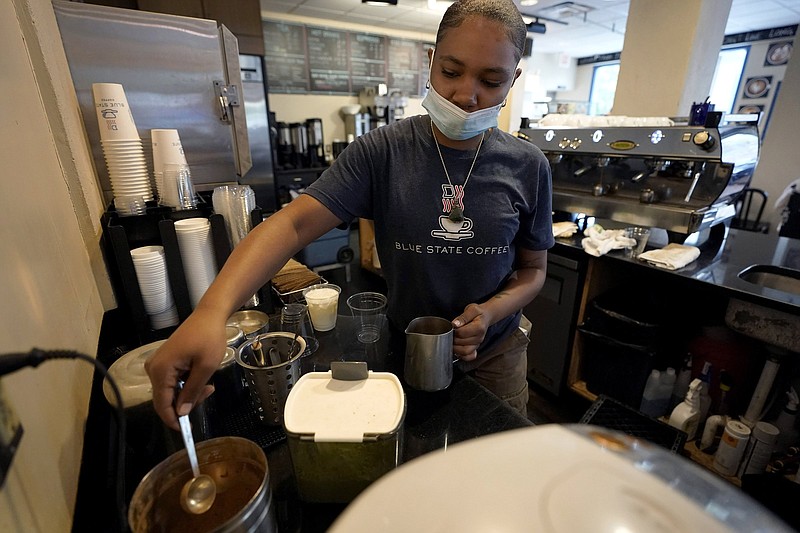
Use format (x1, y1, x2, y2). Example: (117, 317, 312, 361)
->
(53, 1, 275, 209)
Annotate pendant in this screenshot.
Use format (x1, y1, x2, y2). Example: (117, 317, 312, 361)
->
(448, 206, 464, 223)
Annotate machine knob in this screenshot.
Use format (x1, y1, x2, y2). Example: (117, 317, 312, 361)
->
(692, 131, 716, 151)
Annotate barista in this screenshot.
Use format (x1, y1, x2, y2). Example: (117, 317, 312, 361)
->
(146, 0, 553, 429)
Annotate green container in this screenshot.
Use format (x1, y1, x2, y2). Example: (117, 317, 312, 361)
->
(283, 367, 406, 503)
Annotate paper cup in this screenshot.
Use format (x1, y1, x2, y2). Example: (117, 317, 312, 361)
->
(151, 129, 188, 178)
(92, 83, 140, 140)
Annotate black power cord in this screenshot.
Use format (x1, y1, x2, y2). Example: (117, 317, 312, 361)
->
(0, 349, 128, 531)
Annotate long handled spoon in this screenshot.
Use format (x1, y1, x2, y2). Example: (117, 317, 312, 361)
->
(174, 382, 216, 515)
(178, 413, 216, 514)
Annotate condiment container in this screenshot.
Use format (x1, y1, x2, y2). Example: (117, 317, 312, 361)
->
(713, 420, 751, 476)
(283, 362, 406, 503)
(128, 436, 277, 533)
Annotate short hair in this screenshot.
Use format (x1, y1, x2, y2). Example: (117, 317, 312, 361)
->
(436, 0, 527, 63)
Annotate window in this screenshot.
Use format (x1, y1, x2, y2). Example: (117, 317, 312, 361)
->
(709, 46, 749, 114)
(588, 63, 620, 116)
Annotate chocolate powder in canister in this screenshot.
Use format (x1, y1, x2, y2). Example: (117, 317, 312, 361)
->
(151, 459, 265, 533)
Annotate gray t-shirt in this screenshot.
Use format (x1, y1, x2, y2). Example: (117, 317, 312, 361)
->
(305, 114, 554, 353)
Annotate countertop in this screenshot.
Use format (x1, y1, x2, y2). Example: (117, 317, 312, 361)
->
(552, 223, 800, 313)
(211, 316, 533, 532)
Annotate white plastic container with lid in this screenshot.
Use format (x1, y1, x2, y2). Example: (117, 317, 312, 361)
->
(283, 362, 406, 503)
(714, 420, 752, 476)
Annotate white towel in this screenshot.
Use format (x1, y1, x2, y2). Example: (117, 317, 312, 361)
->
(553, 221, 579, 238)
(638, 243, 700, 270)
(580, 225, 636, 257)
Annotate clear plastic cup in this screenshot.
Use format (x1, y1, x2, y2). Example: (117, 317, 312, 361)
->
(624, 227, 651, 258)
(346, 292, 387, 343)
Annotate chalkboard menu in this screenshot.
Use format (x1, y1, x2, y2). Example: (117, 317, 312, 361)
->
(387, 38, 420, 97)
(351, 33, 387, 89)
(263, 20, 432, 96)
(263, 21, 309, 93)
(307, 27, 350, 92)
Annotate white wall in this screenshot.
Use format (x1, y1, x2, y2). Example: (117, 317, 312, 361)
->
(750, 44, 800, 229)
(1, 0, 112, 530)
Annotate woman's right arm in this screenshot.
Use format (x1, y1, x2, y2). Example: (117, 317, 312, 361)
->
(145, 195, 343, 430)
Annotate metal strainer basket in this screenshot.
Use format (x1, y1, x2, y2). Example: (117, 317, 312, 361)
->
(236, 332, 306, 426)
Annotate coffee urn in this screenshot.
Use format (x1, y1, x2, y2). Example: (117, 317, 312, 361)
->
(305, 118, 325, 167)
(276, 121, 293, 169)
(289, 122, 308, 169)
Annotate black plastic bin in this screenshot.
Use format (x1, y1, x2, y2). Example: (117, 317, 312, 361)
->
(579, 327, 662, 408)
(584, 290, 670, 347)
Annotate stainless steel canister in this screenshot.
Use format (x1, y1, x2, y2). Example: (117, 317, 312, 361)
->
(128, 436, 277, 533)
(404, 316, 454, 391)
(236, 332, 307, 426)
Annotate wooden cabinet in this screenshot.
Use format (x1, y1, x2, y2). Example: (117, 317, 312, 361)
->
(137, 0, 265, 55)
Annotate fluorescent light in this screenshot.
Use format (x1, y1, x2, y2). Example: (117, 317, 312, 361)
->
(520, 0, 539, 5)
(428, 0, 454, 11)
(363, 0, 398, 5)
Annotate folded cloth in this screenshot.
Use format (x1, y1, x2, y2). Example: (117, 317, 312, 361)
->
(580, 225, 636, 257)
(553, 221, 579, 238)
(637, 243, 700, 270)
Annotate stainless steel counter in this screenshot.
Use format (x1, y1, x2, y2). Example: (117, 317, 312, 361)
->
(553, 225, 800, 314)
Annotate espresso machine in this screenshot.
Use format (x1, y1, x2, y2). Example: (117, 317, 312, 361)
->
(520, 113, 761, 244)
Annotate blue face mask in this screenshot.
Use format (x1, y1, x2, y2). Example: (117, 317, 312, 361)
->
(422, 83, 503, 141)
(422, 49, 505, 141)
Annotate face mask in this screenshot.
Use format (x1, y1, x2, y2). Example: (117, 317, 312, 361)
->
(423, 83, 503, 141)
(422, 49, 505, 141)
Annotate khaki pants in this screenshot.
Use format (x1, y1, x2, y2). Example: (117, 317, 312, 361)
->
(458, 316, 531, 416)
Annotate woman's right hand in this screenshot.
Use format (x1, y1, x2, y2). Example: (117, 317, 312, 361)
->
(145, 307, 226, 431)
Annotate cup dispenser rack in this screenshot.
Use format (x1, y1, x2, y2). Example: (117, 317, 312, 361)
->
(102, 191, 267, 343)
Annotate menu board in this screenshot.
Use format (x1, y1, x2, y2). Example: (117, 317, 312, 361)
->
(307, 27, 350, 93)
(350, 33, 387, 89)
(263, 20, 433, 96)
(263, 21, 309, 93)
(387, 38, 420, 97)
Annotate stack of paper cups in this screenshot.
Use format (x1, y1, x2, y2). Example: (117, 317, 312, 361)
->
(129, 246, 179, 329)
(174, 218, 219, 308)
(152, 129, 189, 203)
(92, 83, 153, 203)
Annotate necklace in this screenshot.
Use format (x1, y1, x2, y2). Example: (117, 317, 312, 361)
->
(431, 119, 485, 223)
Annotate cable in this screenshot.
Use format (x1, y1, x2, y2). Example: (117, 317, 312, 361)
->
(0, 349, 128, 532)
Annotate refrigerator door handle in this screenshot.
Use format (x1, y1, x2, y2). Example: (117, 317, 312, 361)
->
(219, 24, 252, 177)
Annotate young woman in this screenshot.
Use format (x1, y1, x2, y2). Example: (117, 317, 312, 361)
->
(146, 0, 553, 428)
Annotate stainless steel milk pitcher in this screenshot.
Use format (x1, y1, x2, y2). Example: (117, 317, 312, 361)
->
(404, 316, 454, 391)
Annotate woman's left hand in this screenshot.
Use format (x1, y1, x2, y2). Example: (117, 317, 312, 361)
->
(452, 303, 492, 361)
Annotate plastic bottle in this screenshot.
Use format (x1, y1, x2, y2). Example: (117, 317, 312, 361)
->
(656, 368, 677, 416)
(669, 378, 702, 440)
(671, 354, 693, 410)
(697, 361, 713, 427)
(641, 368, 676, 418)
(640, 369, 662, 417)
(772, 387, 799, 454)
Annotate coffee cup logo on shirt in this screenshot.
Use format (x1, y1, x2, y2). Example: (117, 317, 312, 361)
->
(431, 184, 474, 241)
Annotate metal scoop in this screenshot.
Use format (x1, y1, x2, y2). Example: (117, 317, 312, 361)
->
(173, 380, 215, 514)
(177, 413, 216, 514)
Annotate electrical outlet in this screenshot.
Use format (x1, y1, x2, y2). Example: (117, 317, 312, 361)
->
(0, 380, 23, 488)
